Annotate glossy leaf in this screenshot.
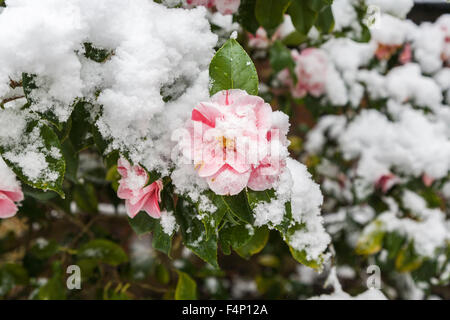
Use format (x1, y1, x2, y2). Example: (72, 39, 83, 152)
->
(175, 271, 197, 300)
(255, 0, 291, 31)
(77, 239, 128, 266)
(209, 39, 259, 96)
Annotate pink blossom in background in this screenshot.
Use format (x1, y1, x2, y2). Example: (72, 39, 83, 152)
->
(0, 159, 24, 219)
(215, 0, 240, 15)
(375, 173, 398, 194)
(186, 0, 214, 8)
(278, 48, 328, 99)
(422, 174, 434, 187)
(248, 27, 270, 49)
(248, 27, 281, 50)
(437, 16, 450, 64)
(117, 158, 163, 219)
(185, 0, 240, 15)
(180, 89, 288, 196)
(399, 43, 412, 64)
(375, 43, 400, 61)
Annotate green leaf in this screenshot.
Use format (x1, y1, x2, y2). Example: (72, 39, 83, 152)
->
(155, 264, 171, 285)
(315, 4, 335, 33)
(235, 0, 259, 34)
(308, 0, 329, 12)
(289, 246, 322, 270)
(219, 220, 254, 251)
(255, 0, 291, 31)
(61, 139, 78, 182)
(0, 120, 66, 198)
(288, 0, 318, 36)
(209, 39, 259, 96)
(30, 239, 59, 260)
(69, 101, 94, 153)
(246, 189, 275, 211)
(395, 241, 423, 273)
(282, 31, 308, 46)
(36, 262, 66, 300)
(218, 191, 254, 224)
(77, 239, 128, 266)
(235, 226, 270, 259)
(73, 182, 98, 213)
(356, 225, 385, 256)
(269, 41, 295, 74)
(175, 198, 219, 268)
(0, 264, 28, 297)
(22, 73, 66, 131)
(199, 191, 228, 240)
(128, 212, 172, 256)
(84, 42, 113, 63)
(175, 271, 197, 300)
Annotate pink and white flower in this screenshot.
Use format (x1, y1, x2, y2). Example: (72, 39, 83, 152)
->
(248, 27, 270, 50)
(399, 43, 412, 64)
(278, 48, 328, 99)
(375, 173, 398, 194)
(185, 0, 240, 15)
(117, 158, 163, 219)
(0, 158, 24, 219)
(215, 0, 240, 15)
(248, 27, 282, 50)
(180, 89, 289, 196)
(437, 15, 450, 65)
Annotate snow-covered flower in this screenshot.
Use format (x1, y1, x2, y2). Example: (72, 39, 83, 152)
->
(117, 158, 163, 219)
(185, 0, 240, 15)
(179, 89, 289, 196)
(0, 158, 24, 219)
(279, 48, 329, 99)
(248, 27, 270, 50)
(399, 43, 412, 64)
(436, 15, 450, 65)
(375, 43, 400, 61)
(247, 27, 282, 50)
(375, 173, 399, 193)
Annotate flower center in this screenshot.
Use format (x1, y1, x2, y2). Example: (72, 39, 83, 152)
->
(218, 136, 236, 150)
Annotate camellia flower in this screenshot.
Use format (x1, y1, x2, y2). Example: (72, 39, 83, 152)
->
(399, 43, 412, 64)
(185, 0, 240, 15)
(0, 158, 24, 219)
(375, 43, 400, 61)
(180, 89, 289, 196)
(248, 27, 270, 49)
(248, 27, 281, 50)
(437, 15, 450, 64)
(375, 173, 398, 194)
(186, 0, 214, 8)
(278, 48, 328, 99)
(117, 158, 163, 219)
(422, 174, 434, 187)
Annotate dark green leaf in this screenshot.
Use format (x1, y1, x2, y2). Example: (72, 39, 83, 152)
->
(235, 0, 259, 34)
(0, 120, 66, 198)
(288, 0, 317, 36)
(175, 198, 219, 268)
(175, 271, 197, 300)
(73, 182, 98, 213)
(209, 39, 259, 96)
(315, 5, 335, 33)
(128, 212, 172, 256)
(235, 226, 270, 259)
(78, 239, 128, 266)
(269, 41, 295, 74)
(255, 0, 291, 31)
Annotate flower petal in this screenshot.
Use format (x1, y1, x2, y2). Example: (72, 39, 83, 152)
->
(126, 193, 150, 219)
(0, 192, 18, 219)
(207, 165, 251, 196)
